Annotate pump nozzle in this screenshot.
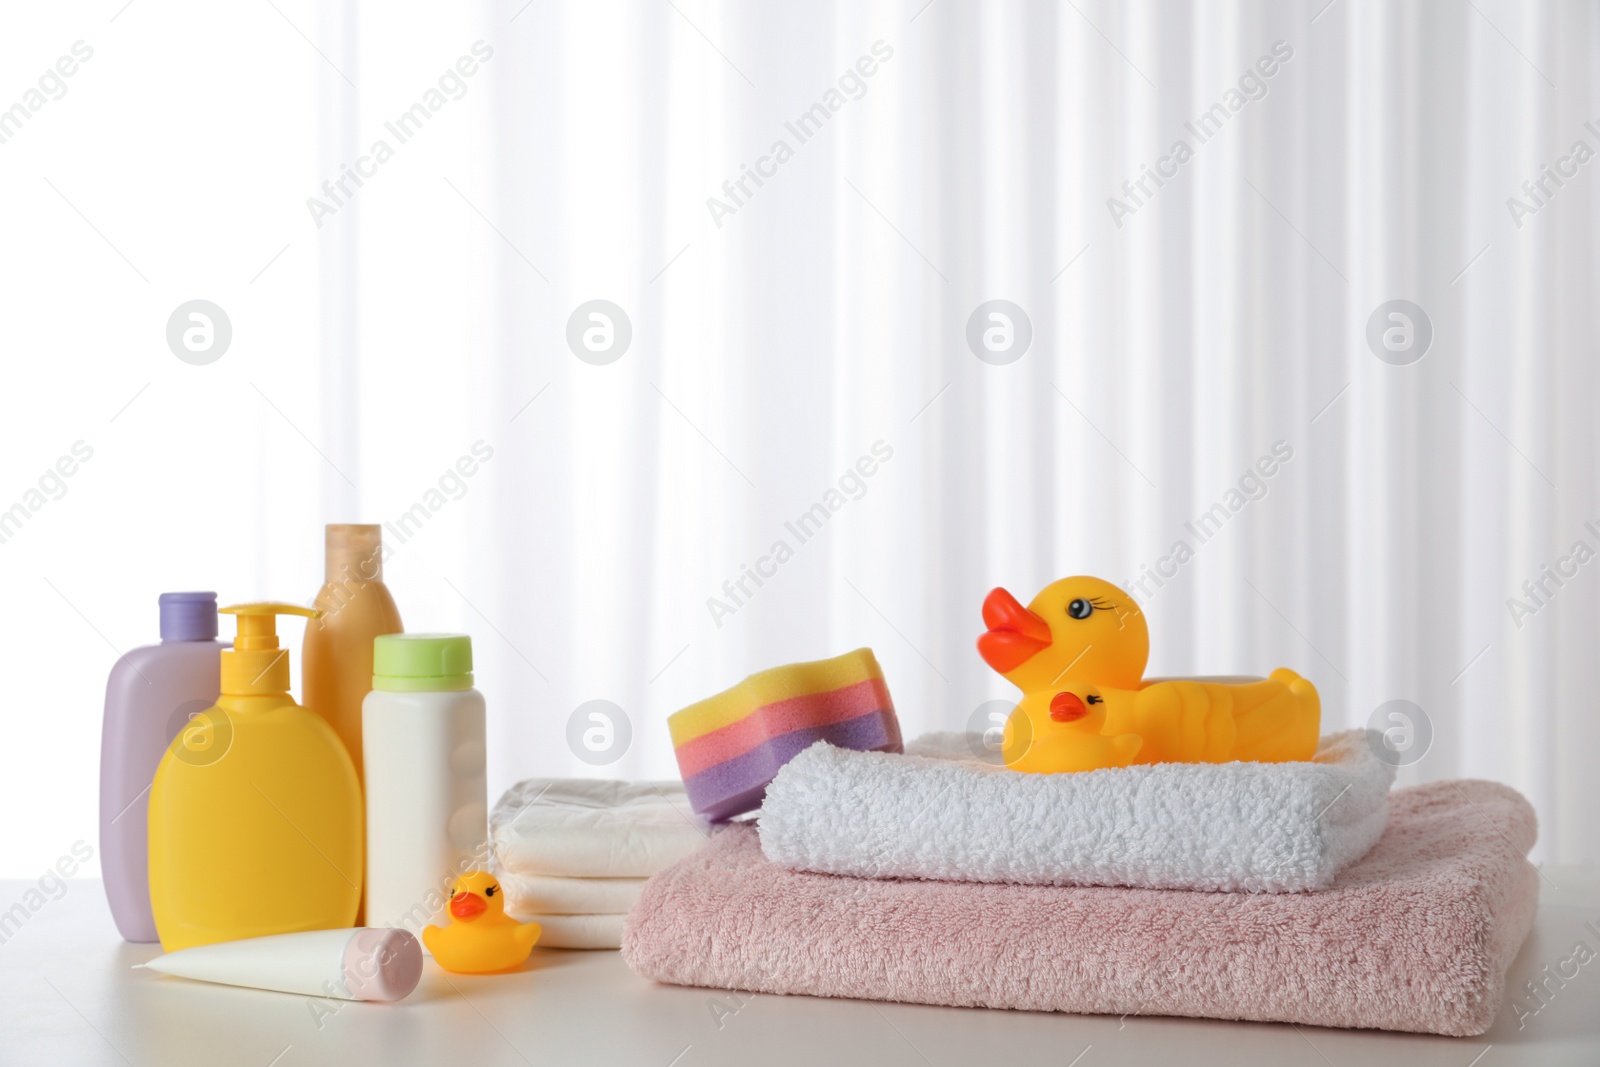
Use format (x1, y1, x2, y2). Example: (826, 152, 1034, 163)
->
(219, 602, 322, 697)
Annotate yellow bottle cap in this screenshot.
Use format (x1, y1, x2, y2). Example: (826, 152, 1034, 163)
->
(219, 602, 321, 696)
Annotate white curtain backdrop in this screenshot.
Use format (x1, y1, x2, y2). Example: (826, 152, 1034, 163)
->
(3, 0, 1597, 876)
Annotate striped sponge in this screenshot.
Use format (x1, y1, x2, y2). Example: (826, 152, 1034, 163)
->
(669, 648, 902, 821)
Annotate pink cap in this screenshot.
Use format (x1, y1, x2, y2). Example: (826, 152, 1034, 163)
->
(341, 929, 423, 1002)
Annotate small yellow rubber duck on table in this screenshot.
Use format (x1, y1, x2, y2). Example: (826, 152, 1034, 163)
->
(980, 576, 1321, 774)
(423, 872, 540, 974)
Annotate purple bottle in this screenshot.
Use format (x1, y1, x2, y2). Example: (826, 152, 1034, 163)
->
(99, 592, 224, 942)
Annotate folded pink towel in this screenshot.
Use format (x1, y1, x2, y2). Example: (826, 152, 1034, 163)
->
(623, 780, 1538, 1036)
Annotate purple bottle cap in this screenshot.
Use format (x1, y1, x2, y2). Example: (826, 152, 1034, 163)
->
(159, 592, 218, 642)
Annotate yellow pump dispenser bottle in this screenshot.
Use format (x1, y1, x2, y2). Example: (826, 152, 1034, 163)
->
(148, 603, 363, 952)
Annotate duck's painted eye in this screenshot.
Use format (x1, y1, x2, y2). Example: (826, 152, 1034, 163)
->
(485, 885, 497, 897)
(1067, 598, 1093, 620)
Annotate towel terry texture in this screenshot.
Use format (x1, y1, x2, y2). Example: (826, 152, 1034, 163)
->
(758, 729, 1395, 893)
(624, 780, 1538, 1036)
(490, 778, 710, 879)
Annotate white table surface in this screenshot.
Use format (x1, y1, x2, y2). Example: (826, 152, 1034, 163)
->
(3, 875, 1597, 1067)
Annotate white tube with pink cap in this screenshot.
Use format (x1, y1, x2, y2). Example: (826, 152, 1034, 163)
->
(138, 928, 423, 1001)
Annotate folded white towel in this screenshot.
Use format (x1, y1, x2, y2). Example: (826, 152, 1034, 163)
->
(517, 912, 626, 950)
(490, 778, 710, 879)
(496, 871, 645, 915)
(758, 730, 1395, 893)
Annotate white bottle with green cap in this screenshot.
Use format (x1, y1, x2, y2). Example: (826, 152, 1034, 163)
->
(362, 633, 487, 946)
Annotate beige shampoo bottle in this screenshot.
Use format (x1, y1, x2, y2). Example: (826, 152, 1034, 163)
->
(303, 524, 404, 785)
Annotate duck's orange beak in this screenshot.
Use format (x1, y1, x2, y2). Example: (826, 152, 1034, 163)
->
(449, 892, 487, 921)
(978, 587, 1053, 673)
(1049, 691, 1088, 722)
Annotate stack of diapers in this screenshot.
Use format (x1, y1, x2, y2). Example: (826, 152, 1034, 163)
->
(624, 730, 1542, 1035)
(490, 778, 710, 949)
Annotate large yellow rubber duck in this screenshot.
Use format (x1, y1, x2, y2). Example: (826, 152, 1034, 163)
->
(979, 576, 1320, 773)
(422, 872, 540, 974)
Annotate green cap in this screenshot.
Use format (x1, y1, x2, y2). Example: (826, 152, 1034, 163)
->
(372, 633, 474, 692)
